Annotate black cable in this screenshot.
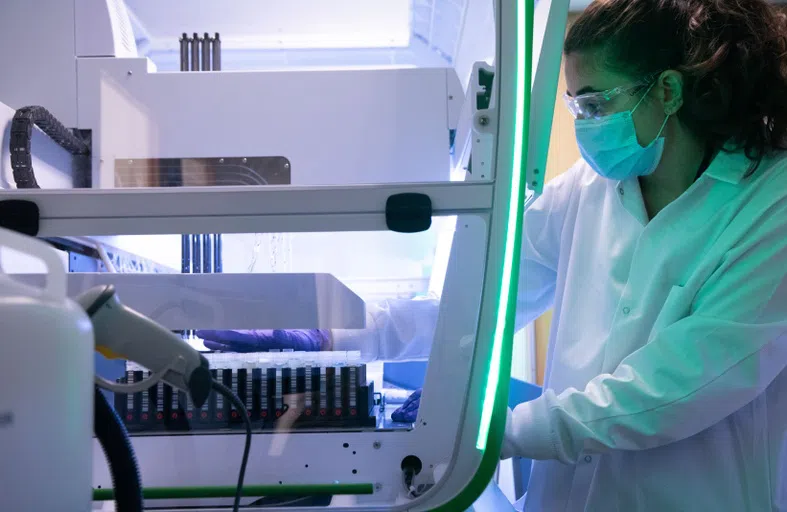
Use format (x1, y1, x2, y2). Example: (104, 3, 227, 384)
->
(9, 106, 90, 189)
(402, 470, 433, 499)
(212, 379, 252, 512)
(93, 387, 144, 512)
(401, 455, 432, 499)
(248, 495, 315, 507)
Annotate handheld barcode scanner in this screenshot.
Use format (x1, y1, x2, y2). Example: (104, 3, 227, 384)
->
(76, 284, 212, 407)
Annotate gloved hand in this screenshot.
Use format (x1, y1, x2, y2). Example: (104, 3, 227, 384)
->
(195, 329, 331, 352)
(391, 388, 421, 423)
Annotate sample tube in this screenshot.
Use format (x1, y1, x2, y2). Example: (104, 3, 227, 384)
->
(261, 367, 271, 420)
(347, 366, 359, 416)
(274, 367, 284, 418)
(319, 367, 328, 417)
(125, 369, 135, 424)
(153, 382, 164, 425)
(252, 368, 263, 420)
(173, 386, 181, 421)
(244, 367, 253, 418)
(213, 369, 225, 422)
(334, 366, 343, 417)
(304, 365, 313, 417)
(141, 371, 151, 423)
(230, 368, 239, 420)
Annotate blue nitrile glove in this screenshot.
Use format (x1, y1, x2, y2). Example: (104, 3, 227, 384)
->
(391, 388, 421, 423)
(195, 329, 331, 352)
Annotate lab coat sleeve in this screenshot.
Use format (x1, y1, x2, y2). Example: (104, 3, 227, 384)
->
(502, 198, 787, 463)
(331, 296, 440, 361)
(332, 165, 579, 361)
(513, 164, 578, 330)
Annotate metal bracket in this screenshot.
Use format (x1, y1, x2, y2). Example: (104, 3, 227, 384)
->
(475, 67, 495, 111)
(469, 63, 497, 181)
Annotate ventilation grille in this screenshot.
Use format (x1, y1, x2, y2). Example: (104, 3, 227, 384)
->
(108, 0, 137, 56)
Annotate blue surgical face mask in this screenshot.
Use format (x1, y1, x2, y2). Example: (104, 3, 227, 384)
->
(574, 84, 670, 181)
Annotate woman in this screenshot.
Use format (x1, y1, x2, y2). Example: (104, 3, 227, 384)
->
(500, 0, 787, 509)
(199, 0, 787, 508)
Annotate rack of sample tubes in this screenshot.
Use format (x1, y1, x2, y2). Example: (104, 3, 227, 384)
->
(114, 351, 378, 433)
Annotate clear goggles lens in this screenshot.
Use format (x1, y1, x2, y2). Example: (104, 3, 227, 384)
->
(563, 82, 648, 120)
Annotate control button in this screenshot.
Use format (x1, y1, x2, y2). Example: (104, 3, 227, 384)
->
(618, 187, 624, 196)
(622, 307, 631, 315)
(584, 455, 592, 463)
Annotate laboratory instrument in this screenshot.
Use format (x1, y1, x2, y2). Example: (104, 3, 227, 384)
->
(0, 0, 570, 509)
(0, 226, 249, 512)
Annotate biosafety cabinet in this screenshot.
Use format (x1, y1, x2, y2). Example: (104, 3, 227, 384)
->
(0, 0, 569, 509)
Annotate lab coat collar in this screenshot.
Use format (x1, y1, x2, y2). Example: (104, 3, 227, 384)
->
(614, 148, 752, 192)
(703, 149, 752, 185)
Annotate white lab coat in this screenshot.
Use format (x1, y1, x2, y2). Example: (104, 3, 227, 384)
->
(334, 150, 787, 510)
(502, 151, 787, 511)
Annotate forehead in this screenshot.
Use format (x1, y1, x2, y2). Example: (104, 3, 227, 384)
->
(564, 52, 636, 97)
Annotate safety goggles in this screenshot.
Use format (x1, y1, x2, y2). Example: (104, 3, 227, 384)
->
(563, 76, 657, 120)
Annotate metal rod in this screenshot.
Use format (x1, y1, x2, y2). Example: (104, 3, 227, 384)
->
(181, 235, 191, 273)
(190, 32, 201, 71)
(214, 235, 223, 272)
(201, 32, 211, 72)
(181, 233, 192, 338)
(212, 33, 222, 71)
(179, 33, 189, 72)
(203, 234, 213, 273)
(191, 235, 202, 273)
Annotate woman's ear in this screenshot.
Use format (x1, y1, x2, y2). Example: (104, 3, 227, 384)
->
(659, 70, 684, 115)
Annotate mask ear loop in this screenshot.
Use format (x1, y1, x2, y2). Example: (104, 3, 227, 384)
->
(654, 112, 670, 139)
(630, 80, 658, 114)
(639, 112, 671, 149)
(633, 79, 671, 147)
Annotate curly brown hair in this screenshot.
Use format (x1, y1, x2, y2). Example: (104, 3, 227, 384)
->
(564, 0, 787, 174)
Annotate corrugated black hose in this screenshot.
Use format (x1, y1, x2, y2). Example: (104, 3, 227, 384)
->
(94, 386, 144, 512)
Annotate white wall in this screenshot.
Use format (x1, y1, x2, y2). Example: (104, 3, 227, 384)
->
(0, 1, 78, 127)
(126, 0, 411, 51)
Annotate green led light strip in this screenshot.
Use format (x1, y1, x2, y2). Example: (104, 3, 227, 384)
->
(476, 0, 531, 451)
(93, 483, 374, 501)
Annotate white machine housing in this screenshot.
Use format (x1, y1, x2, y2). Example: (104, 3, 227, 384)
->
(0, 0, 466, 190)
(0, 0, 570, 509)
(0, 229, 94, 512)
